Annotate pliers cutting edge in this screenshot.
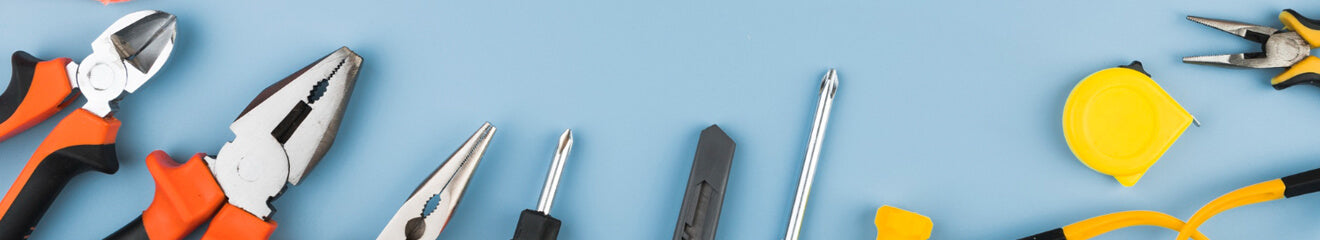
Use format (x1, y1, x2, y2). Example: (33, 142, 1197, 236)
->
(0, 10, 176, 238)
(102, 47, 362, 240)
(378, 123, 497, 240)
(1183, 9, 1320, 89)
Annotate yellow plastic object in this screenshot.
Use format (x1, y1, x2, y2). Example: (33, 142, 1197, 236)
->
(1060, 210, 1209, 240)
(1280, 9, 1320, 48)
(874, 205, 932, 240)
(1062, 62, 1194, 187)
(1174, 179, 1286, 240)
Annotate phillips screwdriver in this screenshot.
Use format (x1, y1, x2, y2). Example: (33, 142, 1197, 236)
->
(785, 69, 839, 240)
(511, 129, 574, 240)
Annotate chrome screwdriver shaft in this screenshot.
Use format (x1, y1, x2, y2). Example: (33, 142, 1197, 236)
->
(537, 129, 574, 214)
(512, 129, 575, 240)
(785, 69, 838, 240)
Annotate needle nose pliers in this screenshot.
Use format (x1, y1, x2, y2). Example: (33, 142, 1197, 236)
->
(1183, 9, 1320, 89)
(378, 123, 497, 240)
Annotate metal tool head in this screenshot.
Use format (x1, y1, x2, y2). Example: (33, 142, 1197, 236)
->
(785, 68, 838, 240)
(820, 68, 838, 98)
(76, 10, 177, 116)
(1182, 16, 1311, 69)
(535, 129, 574, 214)
(379, 123, 497, 240)
(206, 47, 362, 219)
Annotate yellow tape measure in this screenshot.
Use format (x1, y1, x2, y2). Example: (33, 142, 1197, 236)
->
(1062, 61, 1194, 187)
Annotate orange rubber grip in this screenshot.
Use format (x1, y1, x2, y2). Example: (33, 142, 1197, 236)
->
(0, 52, 76, 142)
(140, 151, 226, 239)
(201, 204, 277, 240)
(0, 108, 119, 238)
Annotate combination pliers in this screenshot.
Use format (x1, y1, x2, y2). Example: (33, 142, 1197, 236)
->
(103, 47, 362, 240)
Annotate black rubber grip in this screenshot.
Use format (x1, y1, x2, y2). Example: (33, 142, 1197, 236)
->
(1282, 167, 1320, 198)
(1272, 72, 1320, 90)
(511, 209, 561, 240)
(1018, 228, 1067, 240)
(0, 51, 42, 124)
(672, 125, 735, 240)
(105, 215, 150, 240)
(0, 144, 118, 238)
(1285, 9, 1320, 30)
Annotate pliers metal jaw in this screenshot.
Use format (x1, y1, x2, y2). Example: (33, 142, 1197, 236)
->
(379, 123, 497, 240)
(103, 47, 362, 240)
(207, 47, 363, 219)
(77, 10, 176, 116)
(1182, 16, 1308, 69)
(1184, 9, 1320, 89)
(0, 9, 174, 141)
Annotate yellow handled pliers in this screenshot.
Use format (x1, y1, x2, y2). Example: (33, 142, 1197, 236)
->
(1184, 9, 1320, 89)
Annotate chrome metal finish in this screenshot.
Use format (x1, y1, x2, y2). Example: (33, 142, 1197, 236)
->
(536, 129, 574, 214)
(65, 62, 79, 89)
(207, 48, 362, 218)
(785, 69, 838, 240)
(1183, 16, 1312, 69)
(77, 10, 176, 117)
(379, 123, 497, 240)
(1187, 16, 1279, 39)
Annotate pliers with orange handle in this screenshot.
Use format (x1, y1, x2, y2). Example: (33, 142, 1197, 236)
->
(1183, 9, 1320, 89)
(102, 47, 362, 240)
(0, 10, 175, 238)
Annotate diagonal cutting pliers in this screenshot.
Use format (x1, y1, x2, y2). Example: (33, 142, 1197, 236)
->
(1183, 9, 1320, 89)
(0, 10, 176, 238)
(101, 47, 362, 240)
(378, 123, 496, 240)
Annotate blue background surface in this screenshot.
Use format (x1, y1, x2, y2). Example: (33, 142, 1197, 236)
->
(3, 0, 1320, 239)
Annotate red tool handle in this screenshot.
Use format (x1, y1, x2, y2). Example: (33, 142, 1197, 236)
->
(0, 108, 119, 238)
(0, 51, 76, 142)
(200, 204, 277, 240)
(105, 151, 226, 240)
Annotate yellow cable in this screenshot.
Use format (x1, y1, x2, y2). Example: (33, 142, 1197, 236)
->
(1061, 209, 1209, 240)
(1059, 210, 1208, 240)
(1174, 179, 1287, 240)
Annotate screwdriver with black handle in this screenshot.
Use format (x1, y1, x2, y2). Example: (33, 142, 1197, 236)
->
(512, 129, 574, 240)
